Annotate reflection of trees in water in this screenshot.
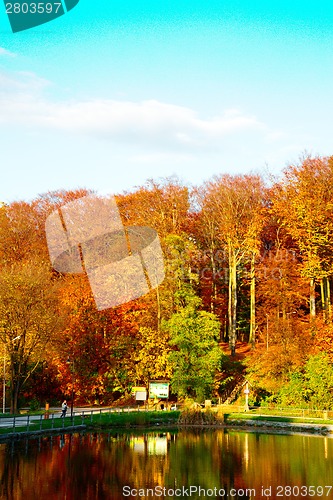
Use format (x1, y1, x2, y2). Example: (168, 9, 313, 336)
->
(0, 430, 332, 499)
(0, 433, 112, 500)
(164, 430, 251, 499)
(0, 432, 172, 499)
(0, 440, 17, 500)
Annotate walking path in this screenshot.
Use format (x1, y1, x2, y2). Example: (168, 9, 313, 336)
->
(0, 406, 129, 429)
(0, 410, 69, 428)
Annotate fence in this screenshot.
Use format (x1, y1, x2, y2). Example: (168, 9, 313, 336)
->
(213, 405, 333, 420)
(0, 406, 151, 435)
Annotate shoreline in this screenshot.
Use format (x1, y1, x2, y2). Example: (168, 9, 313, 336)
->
(1, 417, 332, 442)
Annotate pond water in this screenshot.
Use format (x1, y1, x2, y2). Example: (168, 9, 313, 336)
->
(0, 429, 332, 499)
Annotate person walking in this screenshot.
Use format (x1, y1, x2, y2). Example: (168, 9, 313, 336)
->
(61, 400, 68, 418)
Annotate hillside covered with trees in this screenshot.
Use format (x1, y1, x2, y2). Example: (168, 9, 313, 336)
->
(1, 155, 333, 413)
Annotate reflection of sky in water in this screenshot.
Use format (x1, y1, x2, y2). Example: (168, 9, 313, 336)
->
(130, 434, 168, 455)
(131, 436, 145, 454)
(148, 435, 168, 455)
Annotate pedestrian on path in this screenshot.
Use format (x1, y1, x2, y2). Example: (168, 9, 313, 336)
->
(61, 400, 68, 417)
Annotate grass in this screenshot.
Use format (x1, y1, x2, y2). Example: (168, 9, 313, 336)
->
(177, 407, 333, 427)
(89, 410, 180, 429)
(0, 410, 181, 437)
(219, 412, 333, 426)
(0, 408, 332, 439)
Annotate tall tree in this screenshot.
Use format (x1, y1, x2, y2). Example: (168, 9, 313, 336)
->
(117, 177, 190, 331)
(0, 261, 62, 413)
(272, 155, 333, 325)
(201, 175, 265, 354)
(193, 187, 229, 328)
(117, 177, 190, 238)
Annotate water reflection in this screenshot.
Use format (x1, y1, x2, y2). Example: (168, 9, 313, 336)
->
(0, 430, 332, 499)
(130, 434, 169, 455)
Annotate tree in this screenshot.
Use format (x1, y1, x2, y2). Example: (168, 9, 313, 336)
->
(201, 175, 265, 354)
(56, 273, 146, 404)
(117, 177, 190, 238)
(272, 155, 333, 324)
(0, 261, 62, 413)
(165, 289, 223, 402)
(133, 327, 172, 385)
(276, 353, 333, 409)
(193, 187, 229, 333)
(117, 177, 190, 330)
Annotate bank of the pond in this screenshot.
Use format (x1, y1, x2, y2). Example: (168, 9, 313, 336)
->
(0, 425, 87, 442)
(87, 411, 333, 436)
(220, 417, 333, 435)
(0, 411, 180, 442)
(191, 412, 333, 434)
(1, 410, 333, 441)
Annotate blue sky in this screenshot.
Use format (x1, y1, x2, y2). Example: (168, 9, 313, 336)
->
(1, 1, 333, 202)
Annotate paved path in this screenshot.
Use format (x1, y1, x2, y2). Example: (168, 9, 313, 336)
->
(0, 413, 63, 428)
(0, 405, 155, 430)
(0, 406, 121, 429)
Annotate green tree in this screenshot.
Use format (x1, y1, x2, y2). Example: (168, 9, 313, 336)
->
(165, 290, 223, 402)
(276, 352, 333, 409)
(304, 353, 333, 409)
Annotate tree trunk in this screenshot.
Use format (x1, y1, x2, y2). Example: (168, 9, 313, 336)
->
(321, 277, 331, 322)
(10, 380, 20, 414)
(223, 314, 228, 341)
(249, 253, 256, 347)
(310, 278, 316, 334)
(210, 247, 217, 314)
(309, 278, 316, 318)
(228, 245, 237, 356)
(320, 277, 327, 321)
(326, 278, 332, 320)
(156, 285, 161, 332)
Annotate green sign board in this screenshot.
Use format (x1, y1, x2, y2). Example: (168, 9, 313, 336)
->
(149, 382, 169, 399)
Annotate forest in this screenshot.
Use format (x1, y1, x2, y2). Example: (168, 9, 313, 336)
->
(1, 154, 333, 413)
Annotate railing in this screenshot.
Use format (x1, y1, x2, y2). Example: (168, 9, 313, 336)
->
(213, 405, 333, 420)
(0, 405, 177, 435)
(0, 407, 115, 435)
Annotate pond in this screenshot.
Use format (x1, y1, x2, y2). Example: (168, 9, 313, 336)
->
(0, 429, 332, 499)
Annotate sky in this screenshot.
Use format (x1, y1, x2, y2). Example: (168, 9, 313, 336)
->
(1, 0, 333, 203)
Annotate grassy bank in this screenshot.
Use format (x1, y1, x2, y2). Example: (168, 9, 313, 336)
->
(177, 408, 333, 434)
(1, 408, 332, 440)
(88, 410, 180, 429)
(0, 410, 181, 438)
(222, 412, 333, 426)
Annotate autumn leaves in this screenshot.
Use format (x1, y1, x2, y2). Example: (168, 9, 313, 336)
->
(1, 157, 333, 409)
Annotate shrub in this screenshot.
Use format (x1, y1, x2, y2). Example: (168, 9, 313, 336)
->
(178, 407, 217, 425)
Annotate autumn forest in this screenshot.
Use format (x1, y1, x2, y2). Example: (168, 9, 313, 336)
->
(1, 154, 333, 414)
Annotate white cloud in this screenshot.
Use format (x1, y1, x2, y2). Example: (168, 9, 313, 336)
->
(0, 70, 270, 150)
(0, 70, 50, 105)
(0, 47, 16, 58)
(41, 99, 265, 149)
